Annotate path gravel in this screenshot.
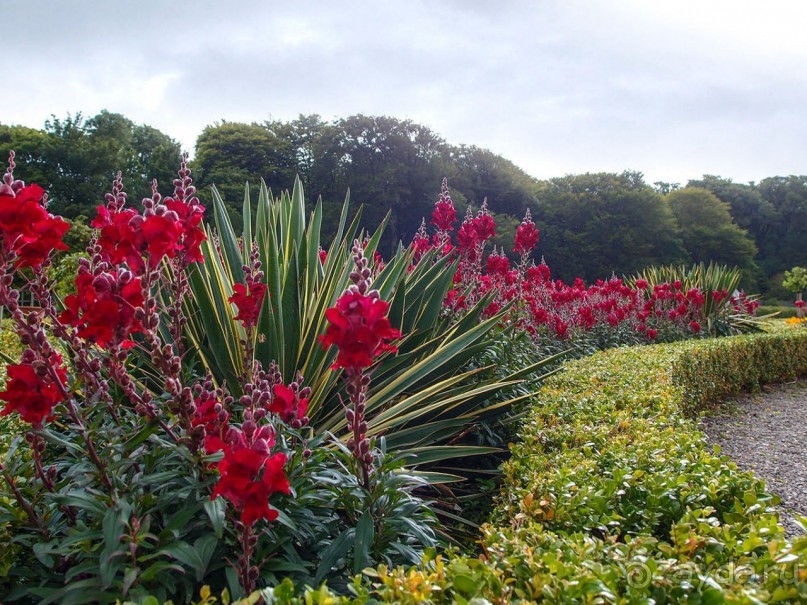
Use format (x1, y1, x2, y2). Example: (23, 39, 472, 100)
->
(699, 378, 807, 538)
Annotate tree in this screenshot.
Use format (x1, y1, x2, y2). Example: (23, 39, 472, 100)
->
(322, 115, 449, 254)
(687, 176, 776, 283)
(0, 111, 182, 219)
(531, 172, 686, 283)
(666, 187, 760, 289)
(756, 176, 807, 276)
(443, 145, 540, 218)
(192, 121, 298, 228)
(782, 266, 807, 317)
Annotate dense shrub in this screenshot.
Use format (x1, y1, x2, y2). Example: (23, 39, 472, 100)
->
(236, 328, 807, 603)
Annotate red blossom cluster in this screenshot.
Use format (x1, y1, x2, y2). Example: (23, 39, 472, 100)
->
(229, 241, 267, 330)
(0, 351, 67, 427)
(192, 364, 308, 526)
(320, 240, 401, 487)
(513, 209, 540, 256)
(320, 290, 401, 370)
(0, 154, 69, 268)
(91, 157, 205, 274)
(411, 179, 759, 343)
(60, 269, 145, 349)
(229, 282, 267, 328)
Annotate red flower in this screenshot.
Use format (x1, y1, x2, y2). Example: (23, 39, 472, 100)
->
(513, 211, 539, 255)
(93, 207, 145, 271)
(635, 279, 649, 290)
(0, 354, 67, 427)
(164, 197, 206, 264)
(212, 446, 289, 526)
(456, 220, 478, 252)
(795, 300, 805, 308)
(229, 282, 267, 329)
(431, 178, 456, 232)
(472, 214, 496, 241)
(431, 199, 457, 232)
(269, 383, 309, 424)
(0, 184, 69, 267)
(193, 397, 231, 455)
(141, 214, 184, 264)
(319, 290, 401, 370)
(60, 271, 145, 348)
(647, 328, 658, 340)
(689, 321, 701, 333)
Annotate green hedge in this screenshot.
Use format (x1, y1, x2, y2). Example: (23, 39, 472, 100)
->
(241, 328, 807, 604)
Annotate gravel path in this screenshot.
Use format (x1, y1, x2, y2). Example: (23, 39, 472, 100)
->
(699, 378, 807, 537)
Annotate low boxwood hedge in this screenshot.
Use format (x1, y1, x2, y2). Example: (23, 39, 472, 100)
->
(44, 327, 807, 603)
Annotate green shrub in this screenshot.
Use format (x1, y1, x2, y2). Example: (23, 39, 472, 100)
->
(757, 305, 799, 318)
(111, 330, 807, 603)
(194, 329, 807, 604)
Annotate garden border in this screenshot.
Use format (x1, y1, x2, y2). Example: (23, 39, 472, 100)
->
(277, 328, 807, 603)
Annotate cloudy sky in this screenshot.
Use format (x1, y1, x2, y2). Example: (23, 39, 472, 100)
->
(6, 0, 807, 185)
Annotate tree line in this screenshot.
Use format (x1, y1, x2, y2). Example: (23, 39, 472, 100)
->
(1, 111, 804, 296)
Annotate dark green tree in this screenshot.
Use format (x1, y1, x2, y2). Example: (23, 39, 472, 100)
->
(192, 120, 299, 227)
(666, 187, 760, 289)
(756, 176, 807, 276)
(532, 172, 686, 282)
(0, 111, 181, 218)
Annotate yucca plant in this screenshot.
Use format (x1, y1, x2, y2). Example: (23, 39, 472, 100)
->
(628, 262, 769, 335)
(182, 178, 554, 478)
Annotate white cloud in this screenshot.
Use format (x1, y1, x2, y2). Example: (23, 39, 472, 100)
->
(4, 0, 807, 183)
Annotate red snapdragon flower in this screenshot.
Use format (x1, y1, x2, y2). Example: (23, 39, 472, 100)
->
(0, 184, 69, 267)
(229, 282, 267, 329)
(193, 397, 231, 455)
(513, 210, 539, 255)
(60, 271, 145, 349)
(430, 178, 457, 232)
(164, 196, 206, 264)
(0, 354, 67, 427)
(212, 445, 289, 526)
(269, 383, 309, 424)
(92, 206, 146, 271)
(319, 290, 401, 370)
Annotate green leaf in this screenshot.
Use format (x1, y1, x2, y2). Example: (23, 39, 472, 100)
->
(314, 528, 355, 585)
(353, 509, 374, 574)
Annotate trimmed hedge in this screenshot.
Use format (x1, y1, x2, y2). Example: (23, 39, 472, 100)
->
(237, 327, 807, 604)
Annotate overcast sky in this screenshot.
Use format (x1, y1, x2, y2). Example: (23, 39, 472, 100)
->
(6, 0, 807, 185)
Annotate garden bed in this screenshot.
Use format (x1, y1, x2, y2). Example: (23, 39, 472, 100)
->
(275, 327, 807, 603)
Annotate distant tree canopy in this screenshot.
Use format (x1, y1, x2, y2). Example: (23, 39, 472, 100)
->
(192, 114, 537, 254)
(0, 111, 182, 219)
(532, 172, 686, 283)
(2, 110, 805, 295)
(666, 187, 760, 289)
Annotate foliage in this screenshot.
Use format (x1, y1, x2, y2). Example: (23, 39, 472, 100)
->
(782, 266, 807, 294)
(756, 176, 807, 276)
(0, 157, 441, 602)
(666, 187, 760, 290)
(0, 111, 182, 219)
(173, 328, 807, 603)
(532, 171, 686, 283)
(183, 179, 540, 477)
